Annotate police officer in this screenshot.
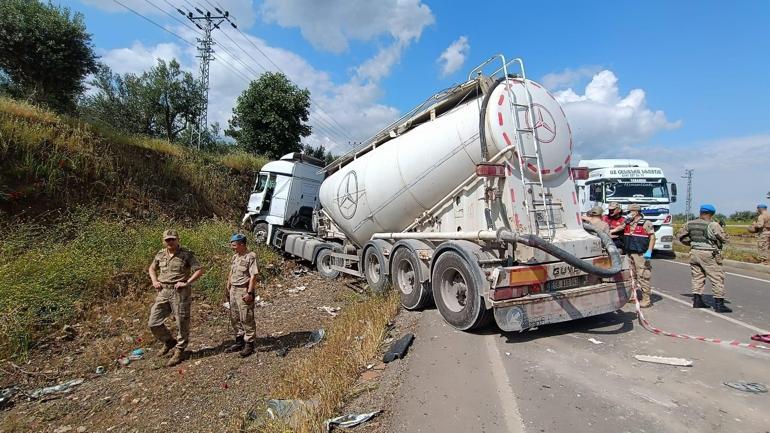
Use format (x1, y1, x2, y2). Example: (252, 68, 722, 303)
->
(624, 204, 655, 308)
(148, 229, 204, 367)
(224, 233, 259, 357)
(581, 206, 610, 236)
(676, 204, 731, 313)
(603, 202, 626, 252)
(750, 203, 770, 263)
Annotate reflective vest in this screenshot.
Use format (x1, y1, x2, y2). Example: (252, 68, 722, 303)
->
(624, 218, 651, 253)
(686, 218, 718, 251)
(603, 215, 625, 239)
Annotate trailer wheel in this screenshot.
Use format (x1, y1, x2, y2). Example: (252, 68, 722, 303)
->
(432, 251, 488, 331)
(391, 248, 431, 310)
(253, 222, 269, 244)
(364, 246, 390, 294)
(316, 249, 340, 279)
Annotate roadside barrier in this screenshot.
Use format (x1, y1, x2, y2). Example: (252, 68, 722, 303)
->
(628, 266, 770, 352)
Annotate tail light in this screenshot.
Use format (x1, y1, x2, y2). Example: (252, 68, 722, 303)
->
(663, 215, 672, 224)
(571, 167, 589, 180)
(491, 284, 541, 301)
(476, 163, 506, 177)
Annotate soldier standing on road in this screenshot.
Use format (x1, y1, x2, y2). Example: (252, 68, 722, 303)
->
(581, 206, 610, 236)
(750, 204, 770, 264)
(224, 233, 259, 357)
(603, 202, 626, 252)
(624, 204, 655, 308)
(148, 229, 204, 367)
(676, 204, 732, 313)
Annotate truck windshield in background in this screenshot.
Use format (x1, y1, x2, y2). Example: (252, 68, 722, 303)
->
(605, 180, 669, 202)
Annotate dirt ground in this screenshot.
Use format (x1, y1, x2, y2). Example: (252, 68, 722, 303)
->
(0, 260, 363, 433)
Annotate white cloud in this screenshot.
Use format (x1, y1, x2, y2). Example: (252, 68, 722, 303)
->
(540, 66, 602, 90)
(259, 0, 434, 53)
(617, 134, 770, 214)
(437, 36, 469, 77)
(98, 42, 183, 74)
(554, 70, 681, 156)
(80, 0, 257, 28)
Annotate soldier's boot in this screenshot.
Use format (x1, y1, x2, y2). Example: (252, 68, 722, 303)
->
(165, 348, 185, 367)
(692, 294, 709, 309)
(159, 339, 177, 357)
(713, 298, 732, 313)
(639, 293, 652, 308)
(239, 341, 255, 358)
(224, 336, 245, 353)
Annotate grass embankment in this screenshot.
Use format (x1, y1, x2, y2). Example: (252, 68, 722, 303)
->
(243, 292, 401, 433)
(672, 222, 762, 263)
(0, 97, 274, 359)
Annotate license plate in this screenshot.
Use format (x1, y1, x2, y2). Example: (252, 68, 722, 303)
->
(546, 276, 583, 292)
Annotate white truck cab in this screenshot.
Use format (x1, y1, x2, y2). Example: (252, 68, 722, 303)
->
(573, 159, 677, 252)
(241, 152, 324, 243)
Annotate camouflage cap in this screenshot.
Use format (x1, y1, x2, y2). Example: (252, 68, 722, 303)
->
(163, 229, 179, 240)
(588, 206, 604, 216)
(628, 204, 642, 211)
(607, 202, 620, 210)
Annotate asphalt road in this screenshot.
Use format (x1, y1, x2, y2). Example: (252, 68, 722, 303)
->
(385, 259, 770, 433)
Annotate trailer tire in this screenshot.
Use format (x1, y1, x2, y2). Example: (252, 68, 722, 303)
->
(253, 222, 269, 245)
(316, 249, 340, 279)
(431, 251, 487, 331)
(363, 246, 390, 294)
(391, 248, 431, 310)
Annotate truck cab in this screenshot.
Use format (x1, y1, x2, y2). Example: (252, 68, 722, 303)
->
(241, 152, 324, 243)
(574, 159, 677, 252)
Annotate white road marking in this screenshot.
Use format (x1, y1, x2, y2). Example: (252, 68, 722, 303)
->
(485, 335, 526, 433)
(661, 259, 770, 284)
(652, 288, 770, 334)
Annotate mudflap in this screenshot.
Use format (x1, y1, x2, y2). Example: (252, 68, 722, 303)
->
(493, 281, 632, 332)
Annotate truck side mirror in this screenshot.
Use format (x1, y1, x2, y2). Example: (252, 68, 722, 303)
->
(670, 183, 677, 203)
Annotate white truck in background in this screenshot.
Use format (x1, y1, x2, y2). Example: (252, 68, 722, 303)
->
(241, 55, 630, 332)
(572, 159, 677, 252)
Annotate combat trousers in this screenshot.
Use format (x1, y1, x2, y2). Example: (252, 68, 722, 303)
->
(628, 253, 652, 299)
(148, 283, 191, 350)
(758, 231, 770, 262)
(689, 249, 725, 298)
(229, 285, 256, 342)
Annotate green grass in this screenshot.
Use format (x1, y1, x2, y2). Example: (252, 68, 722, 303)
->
(0, 211, 279, 359)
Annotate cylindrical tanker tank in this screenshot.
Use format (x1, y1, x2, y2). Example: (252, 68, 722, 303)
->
(319, 77, 573, 247)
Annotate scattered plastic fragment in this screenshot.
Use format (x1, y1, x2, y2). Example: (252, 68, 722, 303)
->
(318, 306, 341, 317)
(634, 355, 693, 367)
(588, 338, 604, 345)
(305, 329, 326, 349)
(28, 378, 84, 400)
(1, 386, 18, 409)
(262, 399, 319, 428)
(128, 348, 144, 361)
(724, 381, 768, 393)
(95, 366, 105, 375)
(324, 411, 381, 432)
(287, 286, 306, 294)
(223, 301, 230, 310)
(383, 333, 414, 363)
(116, 356, 130, 366)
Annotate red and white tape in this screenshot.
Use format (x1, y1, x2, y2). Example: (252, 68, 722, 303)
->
(628, 267, 770, 352)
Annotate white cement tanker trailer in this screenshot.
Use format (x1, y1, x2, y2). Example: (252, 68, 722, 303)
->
(243, 55, 632, 331)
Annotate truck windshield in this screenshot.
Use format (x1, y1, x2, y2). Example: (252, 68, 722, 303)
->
(605, 181, 669, 201)
(253, 174, 268, 193)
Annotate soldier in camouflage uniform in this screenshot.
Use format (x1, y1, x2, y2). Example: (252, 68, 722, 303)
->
(147, 229, 204, 367)
(750, 204, 770, 264)
(224, 233, 259, 357)
(624, 204, 655, 308)
(676, 204, 731, 313)
(581, 206, 611, 236)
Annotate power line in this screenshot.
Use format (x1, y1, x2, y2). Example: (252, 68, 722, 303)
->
(682, 169, 694, 220)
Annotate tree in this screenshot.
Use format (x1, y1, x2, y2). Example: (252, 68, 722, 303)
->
(0, 0, 97, 112)
(729, 210, 756, 222)
(303, 144, 337, 166)
(226, 72, 311, 158)
(81, 60, 203, 142)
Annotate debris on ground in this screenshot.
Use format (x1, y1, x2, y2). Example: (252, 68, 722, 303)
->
(116, 356, 131, 367)
(95, 366, 105, 375)
(129, 348, 145, 360)
(1, 386, 18, 409)
(223, 301, 230, 310)
(634, 355, 693, 367)
(257, 399, 319, 429)
(28, 378, 85, 400)
(345, 283, 366, 294)
(383, 333, 414, 363)
(304, 328, 326, 349)
(724, 381, 768, 393)
(588, 338, 604, 345)
(292, 266, 309, 277)
(324, 410, 382, 432)
(318, 306, 341, 317)
(750, 334, 770, 343)
(276, 347, 289, 357)
(287, 286, 306, 294)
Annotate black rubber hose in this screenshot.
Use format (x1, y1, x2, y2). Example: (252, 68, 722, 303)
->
(496, 224, 622, 277)
(477, 76, 507, 161)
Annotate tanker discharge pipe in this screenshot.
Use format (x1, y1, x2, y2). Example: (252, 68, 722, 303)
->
(495, 224, 622, 277)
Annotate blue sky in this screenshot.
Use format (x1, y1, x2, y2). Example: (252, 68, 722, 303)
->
(63, 0, 770, 213)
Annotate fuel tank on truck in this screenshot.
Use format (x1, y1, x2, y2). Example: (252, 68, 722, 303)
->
(319, 77, 574, 247)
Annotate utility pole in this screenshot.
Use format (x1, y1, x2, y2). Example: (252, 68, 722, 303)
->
(178, 6, 237, 149)
(682, 169, 694, 221)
